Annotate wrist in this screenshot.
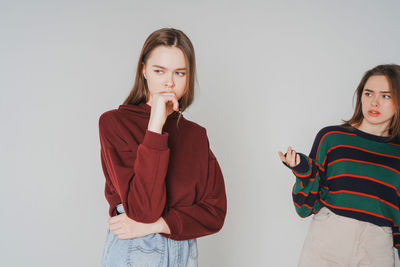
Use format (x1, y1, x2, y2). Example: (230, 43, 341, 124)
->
(290, 153, 310, 174)
(156, 217, 170, 234)
(147, 120, 163, 134)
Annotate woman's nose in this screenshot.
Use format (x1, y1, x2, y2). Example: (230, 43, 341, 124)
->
(164, 74, 174, 88)
(371, 96, 379, 107)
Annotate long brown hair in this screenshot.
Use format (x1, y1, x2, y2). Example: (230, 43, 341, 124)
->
(344, 64, 400, 142)
(123, 28, 196, 114)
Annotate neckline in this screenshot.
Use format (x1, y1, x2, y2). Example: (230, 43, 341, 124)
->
(350, 126, 392, 143)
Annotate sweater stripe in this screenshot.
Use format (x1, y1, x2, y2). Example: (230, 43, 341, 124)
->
(323, 144, 400, 166)
(316, 131, 357, 160)
(329, 190, 399, 211)
(328, 147, 400, 171)
(320, 199, 395, 224)
(327, 174, 400, 198)
(328, 158, 400, 176)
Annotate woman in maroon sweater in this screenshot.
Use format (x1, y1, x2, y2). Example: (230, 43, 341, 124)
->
(99, 28, 227, 267)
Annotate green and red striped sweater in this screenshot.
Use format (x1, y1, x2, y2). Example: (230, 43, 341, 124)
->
(289, 125, 400, 255)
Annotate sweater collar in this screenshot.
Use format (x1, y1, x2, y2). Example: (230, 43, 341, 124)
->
(350, 126, 392, 143)
(118, 102, 180, 120)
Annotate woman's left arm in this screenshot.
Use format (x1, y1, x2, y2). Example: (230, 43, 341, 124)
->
(161, 150, 227, 240)
(109, 150, 227, 240)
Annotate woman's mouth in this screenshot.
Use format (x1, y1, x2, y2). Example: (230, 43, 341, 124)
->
(368, 110, 381, 117)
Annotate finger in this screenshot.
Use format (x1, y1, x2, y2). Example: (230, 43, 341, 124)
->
(164, 100, 179, 112)
(160, 94, 177, 106)
(168, 92, 179, 111)
(278, 151, 287, 163)
(159, 92, 177, 98)
(109, 223, 122, 231)
(159, 92, 176, 99)
(291, 149, 297, 161)
(162, 94, 179, 110)
(290, 147, 297, 156)
(172, 97, 179, 111)
(111, 228, 126, 235)
(159, 92, 175, 95)
(296, 154, 301, 165)
(289, 150, 297, 166)
(117, 234, 133, 239)
(109, 215, 122, 225)
(286, 147, 294, 162)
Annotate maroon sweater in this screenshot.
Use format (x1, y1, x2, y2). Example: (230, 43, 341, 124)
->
(98, 103, 227, 240)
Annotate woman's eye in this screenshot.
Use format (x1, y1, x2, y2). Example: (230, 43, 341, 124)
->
(365, 92, 372, 97)
(154, 69, 163, 74)
(383, 95, 391, 99)
(176, 72, 185, 76)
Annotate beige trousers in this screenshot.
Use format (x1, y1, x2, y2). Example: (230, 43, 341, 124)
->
(299, 207, 394, 267)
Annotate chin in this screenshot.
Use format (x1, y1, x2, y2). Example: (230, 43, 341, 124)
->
(368, 118, 391, 126)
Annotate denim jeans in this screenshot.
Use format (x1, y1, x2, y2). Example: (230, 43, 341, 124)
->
(101, 204, 198, 267)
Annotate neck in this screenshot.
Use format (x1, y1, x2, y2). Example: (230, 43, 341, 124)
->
(356, 120, 390, 137)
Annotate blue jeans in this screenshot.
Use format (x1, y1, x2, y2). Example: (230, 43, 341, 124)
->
(101, 204, 198, 267)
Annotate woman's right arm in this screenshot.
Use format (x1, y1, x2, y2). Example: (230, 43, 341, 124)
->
(99, 113, 170, 223)
(101, 154, 125, 216)
(99, 93, 179, 223)
(279, 129, 329, 218)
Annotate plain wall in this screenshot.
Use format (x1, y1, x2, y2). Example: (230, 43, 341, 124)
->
(1, 0, 400, 266)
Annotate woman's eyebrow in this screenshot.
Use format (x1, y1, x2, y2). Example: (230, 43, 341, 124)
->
(152, 65, 166, 69)
(152, 65, 187, 71)
(364, 88, 391, 94)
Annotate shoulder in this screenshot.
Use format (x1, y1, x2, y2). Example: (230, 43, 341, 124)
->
(178, 116, 208, 138)
(314, 125, 354, 140)
(98, 108, 136, 141)
(310, 125, 356, 152)
(99, 109, 122, 131)
(388, 140, 400, 148)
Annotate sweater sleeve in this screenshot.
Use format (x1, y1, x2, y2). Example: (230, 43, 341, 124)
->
(161, 150, 227, 240)
(287, 128, 329, 218)
(101, 154, 123, 216)
(99, 113, 170, 223)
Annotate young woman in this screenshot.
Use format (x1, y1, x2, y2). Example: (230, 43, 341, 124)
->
(99, 28, 227, 267)
(279, 64, 400, 266)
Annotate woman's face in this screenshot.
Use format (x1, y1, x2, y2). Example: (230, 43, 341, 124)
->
(360, 75, 395, 131)
(143, 46, 187, 103)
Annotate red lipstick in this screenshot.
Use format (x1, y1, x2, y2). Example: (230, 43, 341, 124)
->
(368, 110, 380, 117)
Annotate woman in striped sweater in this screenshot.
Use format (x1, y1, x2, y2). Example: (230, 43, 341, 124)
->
(279, 64, 400, 267)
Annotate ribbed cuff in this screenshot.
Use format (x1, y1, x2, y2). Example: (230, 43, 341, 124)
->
(289, 153, 310, 174)
(142, 130, 169, 150)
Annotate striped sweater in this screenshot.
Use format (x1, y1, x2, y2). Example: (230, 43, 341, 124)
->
(289, 125, 400, 254)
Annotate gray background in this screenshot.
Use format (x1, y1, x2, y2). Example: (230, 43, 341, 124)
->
(1, 0, 400, 266)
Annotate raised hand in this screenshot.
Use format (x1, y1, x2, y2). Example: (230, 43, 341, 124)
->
(278, 146, 301, 168)
(147, 92, 179, 134)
